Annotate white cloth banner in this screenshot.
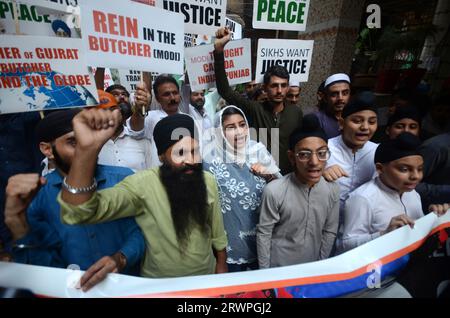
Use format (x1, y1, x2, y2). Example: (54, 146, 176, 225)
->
(185, 39, 252, 91)
(255, 39, 314, 84)
(0, 34, 98, 114)
(80, 0, 184, 74)
(1, 212, 448, 298)
(252, 0, 311, 31)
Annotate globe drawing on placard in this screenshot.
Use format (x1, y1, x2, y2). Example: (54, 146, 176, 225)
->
(0, 70, 98, 114)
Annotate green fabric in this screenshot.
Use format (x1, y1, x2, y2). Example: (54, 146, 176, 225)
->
(58, 168, 227, 278)
(214, 51, 303, 175)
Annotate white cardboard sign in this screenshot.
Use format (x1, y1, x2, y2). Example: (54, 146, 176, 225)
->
(157, 0, 227, 35)
(80, 0, 184, 74)
(185, 38, 251, 91)
(252, 0, 311, 31)
(0, 35, 98, 114)
(255, 39, 314, 84)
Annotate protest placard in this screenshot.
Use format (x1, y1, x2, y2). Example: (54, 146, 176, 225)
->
(17, 0, 79, 13)
(80, 0, 184, 74)
(0, 0, 80, 37)
(225, 17, 242, 40)
(118, 69, 141, 93)
(185, 38, 251, 91)
(252, 0, 311, 31)
(255, 39, 314, 84)
(0, 34, 98, 114)
(157, 0, 226, 35)
(91, 67, 114, 90)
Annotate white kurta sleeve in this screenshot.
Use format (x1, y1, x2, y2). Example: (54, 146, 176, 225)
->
(341, 194, 381, 253)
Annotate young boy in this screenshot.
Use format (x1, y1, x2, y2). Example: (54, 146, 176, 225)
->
(385, 107, 421, 140)
(341, 132, 448, 252)
(324, 92, 379, 230)
(257, 115, 340, 268)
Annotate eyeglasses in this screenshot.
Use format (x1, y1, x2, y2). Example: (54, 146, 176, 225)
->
(295, 149, 331, 162)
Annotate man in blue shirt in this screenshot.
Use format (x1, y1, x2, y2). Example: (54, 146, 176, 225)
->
(4, 109, 145, 292)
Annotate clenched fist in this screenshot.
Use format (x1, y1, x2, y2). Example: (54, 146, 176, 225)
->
(5, 174, 46, 240)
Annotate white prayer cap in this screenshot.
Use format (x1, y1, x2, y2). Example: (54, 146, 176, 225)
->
(324, 73, 350, 88)
(289, 80, 300, 87)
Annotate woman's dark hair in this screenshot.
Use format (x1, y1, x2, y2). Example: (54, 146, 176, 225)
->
(221, 107, 245, 125)
(263, 65, 289, 85)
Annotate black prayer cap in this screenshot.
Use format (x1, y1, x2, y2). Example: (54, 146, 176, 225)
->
(36, 108, 81, 143)
(153, 114, 197, 155)
(374, 132, 422, 164)
(387, 106, 421, 127)
(289, 114, 328, 150)
(342, 91, 377, 119)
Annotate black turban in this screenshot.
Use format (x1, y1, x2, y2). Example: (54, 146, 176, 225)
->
(153, 114, 197, 155)
(387, 106, 421, 127)
(36, 108, 81, 143)
(342, 91, 377, 119)
(374, 132, 422, 164)
(289, 114, 328, 150)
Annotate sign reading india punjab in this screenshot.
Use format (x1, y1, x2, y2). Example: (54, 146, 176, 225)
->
(184, 38, 251, 91)
(252, 0, 311, 31)
(80, 0, 184, 74)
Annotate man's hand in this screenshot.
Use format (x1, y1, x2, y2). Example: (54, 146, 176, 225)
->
(323, 165, 349, 182)
(429, 203, 450, 217)
(213, 248, 227, 274)
(4, 174, 46, 240)
(133, 83, 151, 113)
(214, 27, 232, 53)
(72, 108, 122, 151)
(79, 252, 126, 292)
(381, 214, 415, 236)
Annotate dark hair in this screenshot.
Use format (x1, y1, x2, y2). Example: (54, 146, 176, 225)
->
(317, 81, 325, 93)
(153, 74, 179, 96)
(105, 84, 130, 97)
(221, 107, 245, 125)
(263, 65, 290, 85)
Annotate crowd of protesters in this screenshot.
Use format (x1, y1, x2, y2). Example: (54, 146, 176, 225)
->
(0, 26, 449, 297)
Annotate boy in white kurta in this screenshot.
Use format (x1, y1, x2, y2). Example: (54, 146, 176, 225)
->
(341, 132, 448, 253)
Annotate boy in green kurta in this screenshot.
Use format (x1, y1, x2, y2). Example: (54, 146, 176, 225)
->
(58, 110, 228, 278)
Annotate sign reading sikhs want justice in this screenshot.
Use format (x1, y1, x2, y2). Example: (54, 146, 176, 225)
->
(255, 39, 314, 84)
(80, 0, 184, 74)
(253, 0, 311, 31)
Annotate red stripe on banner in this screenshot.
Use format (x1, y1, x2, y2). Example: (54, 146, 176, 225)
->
(122, 221, 450, 298)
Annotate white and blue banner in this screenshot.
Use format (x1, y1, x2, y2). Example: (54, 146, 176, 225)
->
(0, 212, 449, 298)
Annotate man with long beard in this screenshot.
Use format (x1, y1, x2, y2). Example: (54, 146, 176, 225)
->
(58, 110, 228, 278)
